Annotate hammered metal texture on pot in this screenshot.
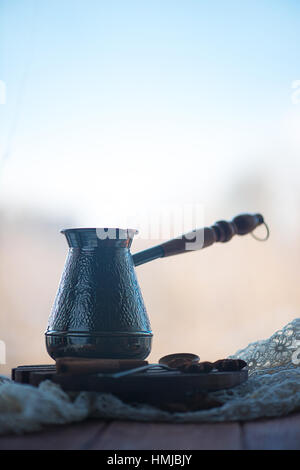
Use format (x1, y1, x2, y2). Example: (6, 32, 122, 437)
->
(45, 228, 152, 360)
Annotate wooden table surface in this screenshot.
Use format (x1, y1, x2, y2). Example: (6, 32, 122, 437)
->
(0, 412, 299, 450)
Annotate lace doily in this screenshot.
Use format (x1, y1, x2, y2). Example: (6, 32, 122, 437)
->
(0, 318, 299, 434)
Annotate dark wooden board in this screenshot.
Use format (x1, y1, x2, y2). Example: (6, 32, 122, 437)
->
(12, 364, 247, 410)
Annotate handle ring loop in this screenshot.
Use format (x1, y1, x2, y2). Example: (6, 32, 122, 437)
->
(251, 222, 270, 241)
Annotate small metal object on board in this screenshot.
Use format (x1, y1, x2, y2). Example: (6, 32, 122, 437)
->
(159, 353, 200, 368)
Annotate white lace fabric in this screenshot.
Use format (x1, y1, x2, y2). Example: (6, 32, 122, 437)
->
(0, 318, 299, 435)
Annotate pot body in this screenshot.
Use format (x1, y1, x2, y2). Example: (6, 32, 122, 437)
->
(45, 228, 152, 359)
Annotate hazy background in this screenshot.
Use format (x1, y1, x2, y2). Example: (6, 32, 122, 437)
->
(0, 0, 299, 375)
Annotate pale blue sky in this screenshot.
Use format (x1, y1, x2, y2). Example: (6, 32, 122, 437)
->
(0, 0, 300, 227)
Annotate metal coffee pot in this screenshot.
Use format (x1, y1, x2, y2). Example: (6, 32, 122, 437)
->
(45, 213, 268, 360)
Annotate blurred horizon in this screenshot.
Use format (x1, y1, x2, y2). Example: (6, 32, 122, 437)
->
(1, 0, 300, 223)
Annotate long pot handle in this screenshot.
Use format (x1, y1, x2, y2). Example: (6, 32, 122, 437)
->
(132, 213, 268, 267)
